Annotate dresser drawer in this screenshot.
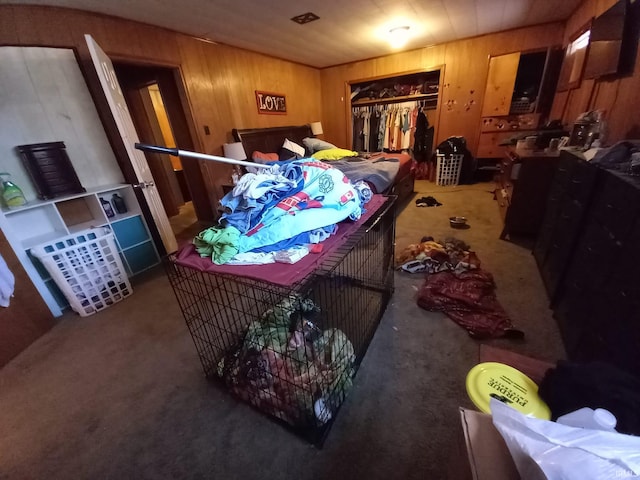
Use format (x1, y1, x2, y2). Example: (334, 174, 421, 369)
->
(592, 174, 640, 241)
(564, 219, 622, 291)
(565, 159, 598, 204)
(608, 219, 640, 287)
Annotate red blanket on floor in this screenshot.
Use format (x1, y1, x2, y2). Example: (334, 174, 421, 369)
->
(416, 269, 524, 340)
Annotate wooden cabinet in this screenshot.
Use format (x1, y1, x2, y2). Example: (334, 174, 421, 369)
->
(496, 148, 560, 239)
(0, 229, 54, 368)
(535, 149, 640, 376)
(477, 48, 563, 158)
(481, 53, 521, 117)
(0, 184, 159, 316)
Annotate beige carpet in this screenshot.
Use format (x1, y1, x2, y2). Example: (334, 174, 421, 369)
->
(0, 181, 565, 479)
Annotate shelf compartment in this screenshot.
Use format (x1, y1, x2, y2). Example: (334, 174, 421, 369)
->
(56, 196, 107, 231)
(9, 204, 67, 248)
(123, 241, 158, 274)
(111, 215, 149, 250)
(99, 185, 140, 218)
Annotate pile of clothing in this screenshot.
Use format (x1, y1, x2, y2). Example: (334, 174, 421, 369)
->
(396, 236, 479, 274)
(398, 236, 524, 340)
(217, 294, 355, 427)
(194, 159, 372, 265)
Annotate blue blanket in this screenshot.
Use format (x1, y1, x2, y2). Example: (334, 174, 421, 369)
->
(326, 156, 400, 193)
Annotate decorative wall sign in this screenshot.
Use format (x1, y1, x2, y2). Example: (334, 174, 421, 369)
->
(255, 91, 287, 115)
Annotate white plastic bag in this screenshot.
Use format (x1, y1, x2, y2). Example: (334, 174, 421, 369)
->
(490, 398, 640, 480)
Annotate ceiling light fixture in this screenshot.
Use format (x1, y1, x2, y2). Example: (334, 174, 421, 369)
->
(291, 12, 320, 25)
(388, 25, 410, 49)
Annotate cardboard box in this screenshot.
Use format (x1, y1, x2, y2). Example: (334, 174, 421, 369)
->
(458, 408, 520, 480)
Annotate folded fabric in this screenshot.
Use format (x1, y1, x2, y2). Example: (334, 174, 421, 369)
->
(252, 151, 279, 164)
(312, 148, 358, 160)
(193, 225, 241, 265)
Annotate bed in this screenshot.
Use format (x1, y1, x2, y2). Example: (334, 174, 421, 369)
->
(232, 125, 415, 204)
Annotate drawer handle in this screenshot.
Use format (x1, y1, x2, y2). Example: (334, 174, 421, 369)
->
(558, 168, 568, 172)
(571, 179, 582, 184)
(606, 203, 615, 210)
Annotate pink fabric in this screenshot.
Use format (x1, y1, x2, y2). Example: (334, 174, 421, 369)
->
(174, 194, 389, 287)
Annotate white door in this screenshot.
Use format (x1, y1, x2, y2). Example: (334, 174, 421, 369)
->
(85, 34, 178, 254)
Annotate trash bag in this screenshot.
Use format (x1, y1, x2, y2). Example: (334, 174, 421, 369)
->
(436, 136, 476, 184)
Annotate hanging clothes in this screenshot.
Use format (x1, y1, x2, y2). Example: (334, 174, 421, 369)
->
(362, 109, 371, 153)
(352, 112, 365, 152)
(401, 107, 412, 150)
(369, 110, 380, 153)
(352, 100, 428, 153)
(413, 109, 434, 162)
(377, 109, 387, 152)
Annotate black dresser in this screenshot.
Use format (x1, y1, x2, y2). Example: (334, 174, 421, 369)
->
(534, 148, 640, 375)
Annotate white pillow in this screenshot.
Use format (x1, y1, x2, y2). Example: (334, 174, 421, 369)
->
(282, 138, 305, 157)
(303, 137, 337, 153)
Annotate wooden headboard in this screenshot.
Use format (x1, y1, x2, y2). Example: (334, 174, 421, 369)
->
(233, 125, 313, 160)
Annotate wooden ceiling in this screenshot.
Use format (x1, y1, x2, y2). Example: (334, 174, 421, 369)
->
(2, 0, 581, 67)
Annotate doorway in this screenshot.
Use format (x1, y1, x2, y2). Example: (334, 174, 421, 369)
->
(113, 62, 213, 244)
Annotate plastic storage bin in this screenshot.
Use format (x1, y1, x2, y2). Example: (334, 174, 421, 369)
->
(435, 152, 464, 186)
(31, 227, 132, 316)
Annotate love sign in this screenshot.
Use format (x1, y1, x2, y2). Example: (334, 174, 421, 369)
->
(255, 91, 287, 115)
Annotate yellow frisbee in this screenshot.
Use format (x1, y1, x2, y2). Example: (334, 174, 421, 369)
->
(465, 362, 551, 419)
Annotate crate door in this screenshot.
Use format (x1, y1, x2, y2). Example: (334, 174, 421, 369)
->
(85, 34, 177, 254)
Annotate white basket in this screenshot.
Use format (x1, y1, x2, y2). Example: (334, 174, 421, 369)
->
(435, 152, 464, 186)
(31, 227, 132, 316)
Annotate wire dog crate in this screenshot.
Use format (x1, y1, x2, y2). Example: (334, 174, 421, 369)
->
(166, 196, 396, 445)
(31, 227, 132, 316)
(435, 152, 464, 186)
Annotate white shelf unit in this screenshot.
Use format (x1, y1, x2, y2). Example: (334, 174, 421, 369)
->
(0, 184, 159, 316)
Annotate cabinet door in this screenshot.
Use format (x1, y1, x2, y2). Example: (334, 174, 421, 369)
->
(476, 132, 512, 158)
(481, 53, 520, 117)
(0, 230, 54, 367)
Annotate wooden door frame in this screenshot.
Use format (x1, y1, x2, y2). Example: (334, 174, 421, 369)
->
(77, 52, 212, 254)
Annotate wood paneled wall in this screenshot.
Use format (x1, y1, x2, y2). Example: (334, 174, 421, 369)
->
(320, 23, 564, 155)
(0, 5, 321, 215)
(550, 0, 640, 143)
(0, 230, 54, 368)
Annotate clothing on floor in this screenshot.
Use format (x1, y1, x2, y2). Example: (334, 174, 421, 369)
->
(416, 265, 524, 339)
(415, 196, 441, 207)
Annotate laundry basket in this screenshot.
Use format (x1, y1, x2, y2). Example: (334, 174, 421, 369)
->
(31, 227, 132, 316)
(435, 152, 464, 186)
